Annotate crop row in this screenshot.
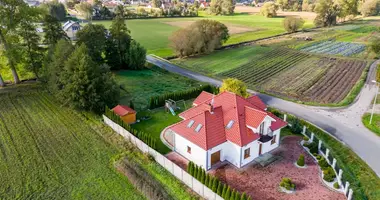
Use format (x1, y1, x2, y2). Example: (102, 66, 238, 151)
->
(218, 49, 311, 86)
(300, 41, 366, 56)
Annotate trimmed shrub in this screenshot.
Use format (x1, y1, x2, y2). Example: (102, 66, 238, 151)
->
(297, 154, 305, 167)
(303, 136, 309, 141)
(323, 167, 336, 182)
(280, 178, 295, 191)
(334, 182, 340, 189)
(224, 186, 231, 199)
(217, 182, 223, 195)
(235, 191, 241, 200)
(306, 141, 319, 154)
(230, 190, 236, 200)
(187, 162, 193, 175)
(201, 170, 206, 184)
(241, 192, 247, 200)
(196, 166, 202, 180)
(212, 178, 218, 192)
(222, 184, 227, 197)
(318, 157, 330, 170)
(205, 174, 210, 187)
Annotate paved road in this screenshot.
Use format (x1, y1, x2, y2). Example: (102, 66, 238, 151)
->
(147, 55, 380, 176)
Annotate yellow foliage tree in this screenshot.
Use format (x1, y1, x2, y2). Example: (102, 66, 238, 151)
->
(220, 78, 249, 98)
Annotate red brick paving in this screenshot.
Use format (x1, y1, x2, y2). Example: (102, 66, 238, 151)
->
(167, 136, 345, 200)
(210, 136, 345, 200)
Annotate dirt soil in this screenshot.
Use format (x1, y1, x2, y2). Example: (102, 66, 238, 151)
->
(163, 21, 260, 34)
(235, 6, 317, 21)
(209, 136, 345, 200)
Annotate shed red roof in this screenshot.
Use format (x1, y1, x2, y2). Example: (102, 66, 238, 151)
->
(169, 91, 287, 150)
(112, 105, 136, 116)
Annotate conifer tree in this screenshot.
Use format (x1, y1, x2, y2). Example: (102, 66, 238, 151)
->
(212, 178, 218, 192)
(193, 165, 198, 178)
(240, 192, 247, 200)
(224, 186, 231, 199)
(221, 184, 227, 197)
(201, 170, 205, 184)
(217, 182, 223, 195)
(196, 166, 202, 180)
(230, 190, 236, 200)
(247, 196, 252, 200)
(235, 191, 241, 200)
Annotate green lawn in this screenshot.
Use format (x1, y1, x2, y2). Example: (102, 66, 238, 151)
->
(131, 100, 193, 154)
(172, 45, 272, 76)
(94, 13, 314, 57)
(0, 85, 145, 199)
(115, 67, 200, 110)
(362, 113, 380, 137)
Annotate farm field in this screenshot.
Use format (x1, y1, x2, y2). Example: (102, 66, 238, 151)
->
(115, 66, 200, 110)
(0, 86, 145, 199)
(174, 46, 370, 105)
(94, 13, 314, 57)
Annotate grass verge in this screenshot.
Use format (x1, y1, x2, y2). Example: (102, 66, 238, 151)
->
(362, 113, 380, 137)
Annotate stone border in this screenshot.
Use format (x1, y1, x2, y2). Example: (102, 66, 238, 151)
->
(279, 186, 296, 194)
(294, 162, 308, 169)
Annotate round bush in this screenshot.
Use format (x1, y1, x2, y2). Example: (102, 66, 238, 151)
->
(333, 182, 340, 189)
(297, 154, 305, 167)
(303, 136, 309, 141)
(280, 178, 296, 191)
(323, 167, 336, 182)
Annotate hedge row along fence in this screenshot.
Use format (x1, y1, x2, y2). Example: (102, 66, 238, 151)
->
(269, 108, 380, 200)
(187, 162, 251, 200)
(105, 107, 157, 149)
(148, 84, 219, 109)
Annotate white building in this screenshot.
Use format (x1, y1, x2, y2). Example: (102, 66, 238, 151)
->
(62, 20, 81, 40)
(164, 91, 287, 170)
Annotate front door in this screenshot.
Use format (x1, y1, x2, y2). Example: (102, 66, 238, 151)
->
(259, 143, 262, 156)
(211, 151, 221, 166)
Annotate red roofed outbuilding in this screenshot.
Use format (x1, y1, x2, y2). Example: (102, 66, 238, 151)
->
(112, 105, 136, 124)
(164, 91, 287, 170)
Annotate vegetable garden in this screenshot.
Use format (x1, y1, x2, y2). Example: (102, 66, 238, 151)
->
(300, 41, 366, 56)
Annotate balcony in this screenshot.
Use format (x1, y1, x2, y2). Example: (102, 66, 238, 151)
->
(258, 134, 273, 143)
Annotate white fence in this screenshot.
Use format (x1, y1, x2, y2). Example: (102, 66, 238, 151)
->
(103, 115, 224, 200)
(285, 114, 354, 200)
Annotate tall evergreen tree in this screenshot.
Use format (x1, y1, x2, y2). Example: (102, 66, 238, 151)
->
(230, 190, 236, 200)
(59, 44, 119, 112)
(128, 40, 146, 70)
(43, 15, 69, 45)
(221, 184, 227, 197)
(105, 16, 131, 70)
(224, 186, 231, 199)
(217, 182, 223, 195)
(234, 191, 241, 200)
(240, 192, 247, 200)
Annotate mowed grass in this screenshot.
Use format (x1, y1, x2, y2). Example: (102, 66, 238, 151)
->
(115, 67, 200, 110)
(94, 13, 314, 57)
(0, 86, 145, 199)
(131, 100, 193, 154)
(362, 113, 380, 137)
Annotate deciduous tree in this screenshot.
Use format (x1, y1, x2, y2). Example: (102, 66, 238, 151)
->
(76, 24, 108, 63)
(260, 2, 279, 18)
(128, 41, 147, 70)
(360, 0, 380, 17)
(220, 78, 249, 98)
(41, 0, 67, 21)
(371, 39, 380, 55)
(283, 16, 305, 33)
(75, 2, 93, 21)
(314, 0, 340, 27)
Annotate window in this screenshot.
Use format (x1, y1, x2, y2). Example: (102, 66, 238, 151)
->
(187, 120, 195, 128)
(260, 122, 265, 134)
(195, 124, 203, 132)
(226, 120, 234, 129)
(271, 135, 277, 145)
(244, 148, 250, 159)
(187, 146, 191, 154)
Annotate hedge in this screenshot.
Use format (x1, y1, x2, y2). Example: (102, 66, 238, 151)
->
(148, 84, 219, 109)
(187, 161, 251, 200)
(104, 106, 157, 150)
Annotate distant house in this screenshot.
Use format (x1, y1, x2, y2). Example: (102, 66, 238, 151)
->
(199, 2, 209, 8)
(62, 21, 81, 40)
(25, 0, 40, 7)
(112, 105, 137, 124)
(164, 91, 287, 170)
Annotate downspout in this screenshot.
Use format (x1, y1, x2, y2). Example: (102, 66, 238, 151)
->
(206, 149, 209, 170)
(239, 145, 243, 168)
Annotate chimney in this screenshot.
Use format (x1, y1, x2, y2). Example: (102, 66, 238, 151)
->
(209, 95, 215, 114)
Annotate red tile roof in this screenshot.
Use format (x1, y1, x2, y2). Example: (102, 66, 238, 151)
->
(193, 91, 214, 106)
(247, 95, 267, 110)
(112, 105, 136, 116)
(268, 112, 288, 131)
(170, 91, 287, 150)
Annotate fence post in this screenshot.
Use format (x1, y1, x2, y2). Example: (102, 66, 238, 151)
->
(302, 126, 306, 135)
(344, 182, 350, 195)
(310, 133, 314, 142)
(338, 169, 343, 185)
(284, 114, 287, 122)
(325, 149, 330, 163)
(318, 140, 322, 150)
(348, 189, 353, 200)
(332, 158, 337, 169)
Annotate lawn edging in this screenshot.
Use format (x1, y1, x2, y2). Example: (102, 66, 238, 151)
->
(269, 108, 380, 200)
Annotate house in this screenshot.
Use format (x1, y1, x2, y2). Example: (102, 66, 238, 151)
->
(199, 2, 209, 8)
(62, 20, 81, 40)
(112, 105, 137, 124)
(164, 91, 287, 170)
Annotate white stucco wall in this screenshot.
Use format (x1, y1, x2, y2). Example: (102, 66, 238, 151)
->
(174, 133, 207, 168)
(261, 129, 281, 153)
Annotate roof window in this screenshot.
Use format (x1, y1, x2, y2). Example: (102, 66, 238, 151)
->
(226, 120, 234, 129)
(187, 120, 195, 128)
(195, 124, 203, 132)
